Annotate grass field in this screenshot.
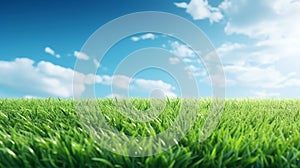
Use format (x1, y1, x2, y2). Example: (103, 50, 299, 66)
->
(0, 98, 299, 167)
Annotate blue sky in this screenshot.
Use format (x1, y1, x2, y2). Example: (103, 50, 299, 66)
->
(1, 0, 300, 98)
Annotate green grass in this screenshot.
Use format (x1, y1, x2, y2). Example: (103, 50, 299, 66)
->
(0, 98, 299, 167)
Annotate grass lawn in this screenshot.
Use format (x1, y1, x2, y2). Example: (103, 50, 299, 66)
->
(0, 98, 299, 167)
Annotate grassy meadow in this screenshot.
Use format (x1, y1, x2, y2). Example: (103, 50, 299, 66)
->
(0, 98, 299, 167)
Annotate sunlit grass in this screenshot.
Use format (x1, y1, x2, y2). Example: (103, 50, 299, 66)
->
(0, 98, 299, 167)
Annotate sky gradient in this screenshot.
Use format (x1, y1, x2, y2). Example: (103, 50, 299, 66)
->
(1, 0, 300, 98)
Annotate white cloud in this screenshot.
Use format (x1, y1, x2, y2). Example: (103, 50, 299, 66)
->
(222, 0, 300, 64)
(131, 33, 156, 42)
(224, 65, 300, 89)
(182, 58, 193, 63)
(141, 33, 155, 40)
(206, 41, 296, 89)
(45, 47, 60, 58)
(185, 65, 198, 72)
(218, 0, 231, 10)
(0, 58, 102, 98)
(217, 43, 245, 54)
(222, 0, 299, 39)
(174, 2, 188, 8)
(175, 0, 223, 23)
(216, 42, 250, 66)
(101, 75, 131, 90)
(251, 90, 280, 98)
(45, 47, 55, 55)
(100, 75, 177, 97)
(185, 65, 208, 78)
(133, 79, 177, 97)
(211, 0, 300, 97)
(93, 59, 100, 68)
(106, 93, 125, 98)
(170, 41, 195, 57)
(74, 51, 89, 60)
(0, 57, 178, 98)
(24, 95, 40, 99)
(169, 57, 180, 64)
(131, 37, 140, 42)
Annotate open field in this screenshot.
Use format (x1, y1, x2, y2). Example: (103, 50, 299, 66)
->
(0, 98, 299, 167)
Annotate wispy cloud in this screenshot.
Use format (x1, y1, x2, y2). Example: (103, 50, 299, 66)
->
(133, 78, 177, 97)
(100, 75, 177, 97)
(251, 90, 280, 98)
(131, 33, 156, 42)
(224, 64, 300, 89)
(215, 0, 300, 97)
(0, 57, 178, 98)
(106, 93, 125, 98)
(74, 51, 89, 60)
(168, 41, 208, 79)
(170, 41, 195, 57)
(45, 47, 60, 58)
(0, 58, 101, 97)
(217, 43, 245, 55)
(169, 57, 180, 64)
(101, 75, 131, 90)
(175, 0, 223, 23)
(93, 59, 100, 68)
(24, 95, 41, 99)
(184, 65, 207, 78)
